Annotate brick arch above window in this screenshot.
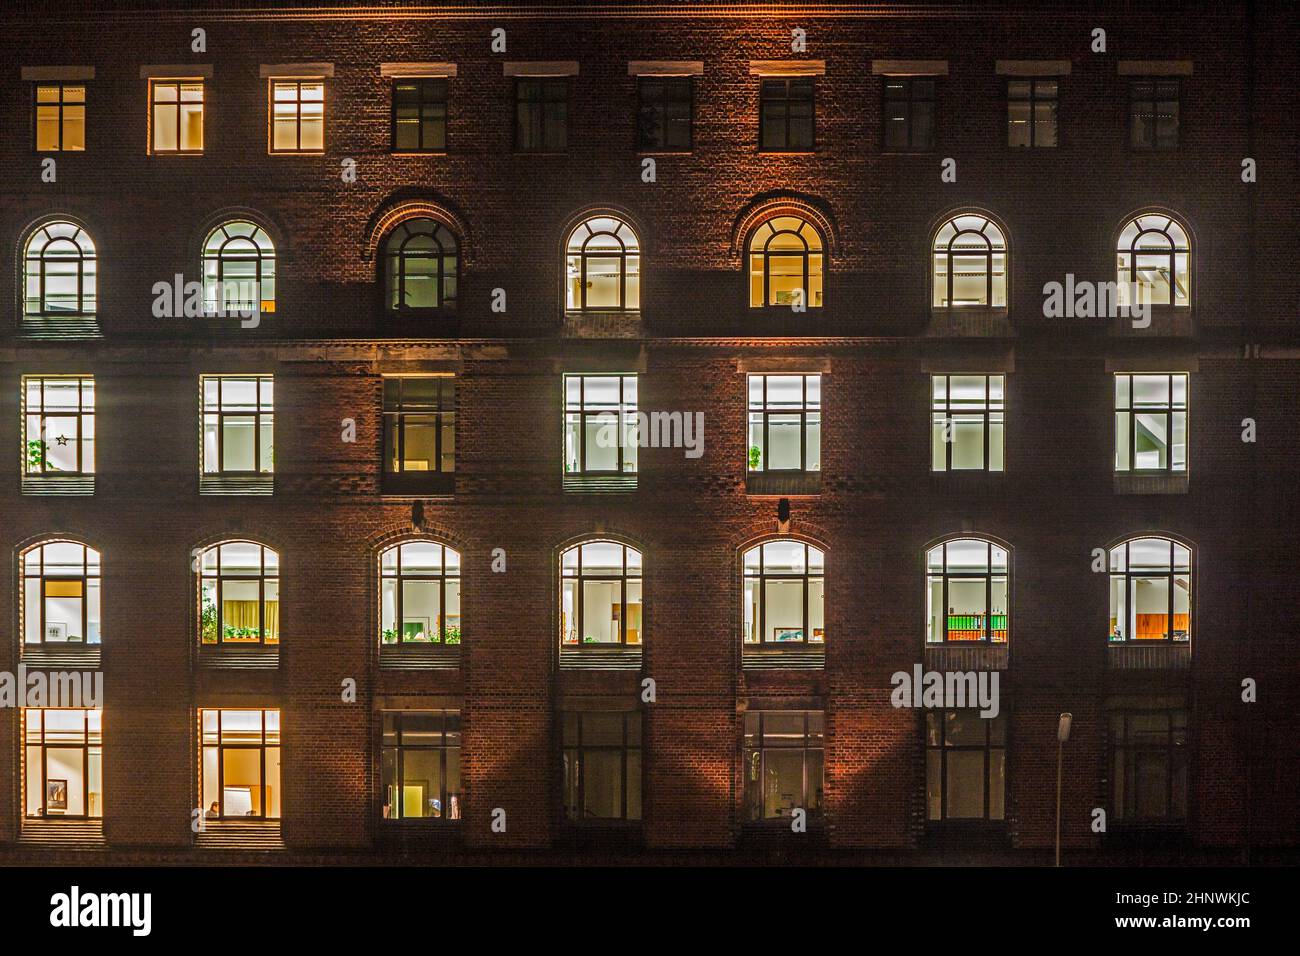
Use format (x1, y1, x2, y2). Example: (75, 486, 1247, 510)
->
(729, 195, 838, 265)
(362, 199, 473, 265)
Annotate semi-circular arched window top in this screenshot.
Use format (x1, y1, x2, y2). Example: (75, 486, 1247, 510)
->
(22, 540, 101, 646)
(202, 220, 276, 315)
(566, 216, 640, 312)
(24, 221, 97, 316)
(926, 538, 1008, 644)
(383, 218, 459, 311)
(931, 214, 1007, 309)
(1108, 536, 1191, 644)
(199, 541, 279, 646)
(380, 540, 461, 645)
(560, 540, 642, 646)
(1116, 214, 1191, 308)
(742, 539, 825, 645)
(748, 216, 824, 309)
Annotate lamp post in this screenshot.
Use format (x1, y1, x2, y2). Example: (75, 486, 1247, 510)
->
(1055, 712, 1073, 867)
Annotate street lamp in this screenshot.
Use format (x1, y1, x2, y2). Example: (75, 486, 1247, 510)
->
(1055, 712, 1073, 867)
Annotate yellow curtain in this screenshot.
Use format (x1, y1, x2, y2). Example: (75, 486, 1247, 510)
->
(223, 600, 280, 642)
(264, 601, 279, 642)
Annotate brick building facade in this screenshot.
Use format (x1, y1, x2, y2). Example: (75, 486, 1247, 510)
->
(0, 0, 1296, 863)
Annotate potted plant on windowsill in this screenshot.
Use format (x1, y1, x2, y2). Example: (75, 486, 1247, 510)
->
(749, 446, 762, 471)
(444, 625, 461, 645)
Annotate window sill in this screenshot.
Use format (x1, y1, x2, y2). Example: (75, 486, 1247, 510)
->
(562, 310, 642, 339)
(563, 474, 637, 494)
(1113, 472, 1188, 495)
(19, 819, 105, 849)
(22, 643, 102, 669)
(637, 149, 693, 156)
(927, 308, 1013, 337)
(22, 475, 94, 496)
(757, 149, 818, 156)
(746, 471, 821, 496)
(1106, 642, 1191, 670)
(1108, 307, 1192, 337)
(199, 643, 280, 670)
(379, 643, 461, 671)
(559, 645, 642, 671)
(19, 316, 101, 339)
(924, 642, 1009, 671)
(381, 472, 455, 497)
(194, 821, 284, 850)
(200, 474, 274, 496)
(742, 644, 825, 670)
(390, 151, 448, 157)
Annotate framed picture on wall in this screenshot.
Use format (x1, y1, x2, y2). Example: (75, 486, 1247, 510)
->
(47, 779, 68, 811)
(45, 623, 67, 642)
(402, 618, 431, 641)
(773, 627, 804, 642)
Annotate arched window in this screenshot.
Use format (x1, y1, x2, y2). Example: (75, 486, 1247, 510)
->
(1108, 537, 1191, 643)
(1116, 214, 1190, 308)
(22, 541, 101, 645)
(560, 541, 642, 646)
(380, 541, 461, 645)
(926, 538, 1008, 644)
(383, 218, 459, 311)
(566, 216, 640, 311)
(748, 216, 824, 308)
(931, 214, 1007, 308)
(24, 221, 97, 316)
(199, 542, 279, 645)
(743, 540, 825, 645)
(202, 220, 276, 315)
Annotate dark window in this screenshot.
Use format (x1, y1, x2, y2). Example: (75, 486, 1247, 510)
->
(926, 710, 1006, 821)
(744, 711, 824, 822)
(759, 77, 815, 151)
(383, 377, 456, 477)
(1006, 78, 1057, 147)
(381, 710, 462, 820)
(747, 374, 821, 473)
(931, 375, 1005, 472)
(1129, 78, 1179, 150)
(882, 77, 935, 151)
(637, 76, 692, 150)
(392, 78, 448, 151)
(562, 712, 641, 822)
(200, 709, 281, 820)
(563, 374, 638, 475)
(1110, 709, 1188, 822)
(24, 709, 102, 818)
(35, 83, 86, 151)
(515, 77, 567, 151)
(383, 219, 458, 311)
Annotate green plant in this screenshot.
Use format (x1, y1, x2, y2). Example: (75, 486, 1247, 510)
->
(201, 600, 219, 644)
(444, 625, 461, 645)
(381, 628, 399, 644)
(26, 439, 49, 472)
(748, 445, 762, 470)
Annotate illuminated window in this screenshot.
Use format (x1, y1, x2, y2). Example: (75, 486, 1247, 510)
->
(747, 374, 821, 473)
(564, 374, 638, 475)
(391, 78, 447, 151)
(566, 216, 639, 312)
(201, 709, 281, 820)
(384, 219, 458, 311)
(1108, 537, 1191, 644)
(383, 377, 455, 478)
(24, 709, 102, 819)
(562, 712, 641, 822)
(202, 221, 276, 314)
(1129, 79, 1179, 150)
(199, 542, 279, 646)
(560, 541, 642, 647)
(931, 214, 1007, 308)
(202, 375, 274, 475)
(23, 221, 96, 317)
(1116, 215, 1190, 308)
(1006, 78, 1056, 147)
(35, 83, 85, 151)
(515, 78, 567, 151)
(882, 77, 935, 151)
(759, 77, 814, 151)
(1110, 706, 1187, 821)
(1114, 373, 1187, 473)
(379, 541, 461, 646)
(748, 216, 824, 308)
(382, 711, 461, 820)
(744, 711, 823, 822)
(637, 76, 692, 150)
(23, 376, 95, 477)
(926, 538, 1008, 644)
(742, 540, 825, 646)
(150, 79, 204, 153)
(271, 80, 325, 152)
(931, 375, 1004, 472)
(22, 541, 101, 646)
(926, 710, 1006, 821)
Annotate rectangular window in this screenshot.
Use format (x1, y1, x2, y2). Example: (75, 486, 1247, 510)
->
(759, 77, 815, 151)
(562, 711, 641, 822)
(150, 80, 204, 153)
(392, 78, 447, 152)
(882, 77, 935, 151)
(747, 374, 821, 473)
(1114, 373, 1187, 473)
(35, 83, 86, 151)
(926, 710, 1006, 822)
(383, 376, 455, 476)
(1110, 708, 1187, 822)
(23, 375, 95, 476)
(270, 80, 325, 152)
(1006, 78, 1057, 147)
(744, 711, 824, 822)
(515, 77, 567, 151)
(564, 374, 638, 476)
(1129, 78, 1179, 150)
(931, 374, 1005, 472)
(201, 709, 281, 821)
(201, 375, 274, 475)
(637, 76, 692, 151)
(24, 709, 103, 819)
(381, 710, 461, 821)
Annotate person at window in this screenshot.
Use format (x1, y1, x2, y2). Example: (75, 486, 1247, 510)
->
(205, 801, 219, 819)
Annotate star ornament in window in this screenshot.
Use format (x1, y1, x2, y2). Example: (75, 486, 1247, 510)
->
(55, 435, 69, 446)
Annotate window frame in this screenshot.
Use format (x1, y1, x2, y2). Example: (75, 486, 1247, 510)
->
(743, 710, 824, 824)
(758, 76, 816, 152)
(1005, 77, 1058, 148)
(746, 373, 822, 474)
(636, 75, 693, 152)
(381, 710, 462, 822)
(34, 82, 87, 152)
(565, 216, 641, 313)
(881, 76, 936, 152)
(148, 78, 205, 155)
(390, 76, 448, 153)
(563, 373, 639, 476)
(201, 375, 275, 476)
(383, 219, 459, 312)
(931, 214, 1008, 310)
(1107, 537, 1192, 645)
(379, 540, 462, 646)
(1113, 372, 1188, 474)
(1128, 77, 1180, 151)
(1115, 216, 1191, 309)
(742, 539, 826, 647)
(383, 376, 456, 478)
(925, 538, 1010, 645)
(268, 78, 326, 154)
(198, 541, 280, 647)
(513, 76, 569, 152)
(22, 541, 101, 647)
(930, 374, 1005, 473)
(23, 375, 96, 477)
(747, 216, 826, 309)
(201, 220, 277, 315)
(24, 708, 103, 819)
(925, 709, 1007, 823)
(1109, 707, 1189, 823)
(23, 221, 97, 318)
(561, 711, 642, 824)
(200, 708, 281, 821)
(559, 540, 643, 648)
